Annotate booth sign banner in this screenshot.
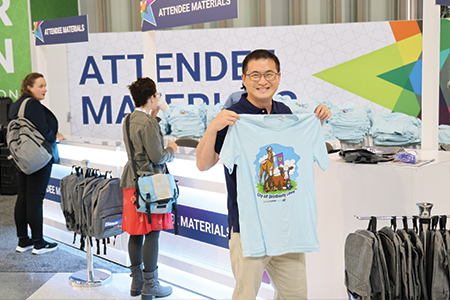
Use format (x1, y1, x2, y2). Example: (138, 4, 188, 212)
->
(0, 0, 32, 102)
(437, 0, 450, 5)
(45, 177, 61, 203)
(34, 15, 88, 46)
(140, 0, 238, 31)
(166, 204, 229, 249)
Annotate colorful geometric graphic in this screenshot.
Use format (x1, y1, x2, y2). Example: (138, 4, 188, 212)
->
(34, 21, 44, 43)
(314, 19, 450, 125)
(140, 0, 157, 29)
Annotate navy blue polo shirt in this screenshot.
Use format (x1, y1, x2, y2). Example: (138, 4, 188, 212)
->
(214, 93, 292, 236)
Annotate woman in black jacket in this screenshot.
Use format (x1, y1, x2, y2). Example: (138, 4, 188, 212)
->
(8, 73, 65, 255)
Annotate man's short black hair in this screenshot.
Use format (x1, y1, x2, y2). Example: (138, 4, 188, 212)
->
(242, 49, 280, 75)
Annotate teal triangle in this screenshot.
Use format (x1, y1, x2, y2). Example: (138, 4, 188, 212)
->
(441, 48, 450, 71)
(377, 62, 415, 91)
(404, 79, 415, 94)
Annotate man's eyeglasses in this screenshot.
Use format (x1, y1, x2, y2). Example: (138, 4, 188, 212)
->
(155, 92, 162, 99)
(244, 72, 279, 82)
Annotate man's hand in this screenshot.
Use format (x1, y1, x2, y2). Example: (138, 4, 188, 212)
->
(208, 109, 241, 132)
(196, 110, 240, 172)
(314, 104, 331, 125)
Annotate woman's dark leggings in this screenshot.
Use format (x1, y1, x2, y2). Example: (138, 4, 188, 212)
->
(128, 230, 160, 272)
(14, 162, 52, 242)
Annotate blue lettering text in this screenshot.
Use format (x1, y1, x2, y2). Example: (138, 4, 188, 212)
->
(82, 96, 112, 124)
(177, 53, 200, 82)
(157, 53, 173, 83)
(80, 56, 104, 85)
(102, 55, 126, 84)
(127, 54, 144, 78)
(205, 52, 227, 81)
(115, 95, 134, 124)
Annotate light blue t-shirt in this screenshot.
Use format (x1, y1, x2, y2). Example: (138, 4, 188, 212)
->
(220, 113, 330, 257)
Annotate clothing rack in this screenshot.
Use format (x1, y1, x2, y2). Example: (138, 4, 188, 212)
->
(354, 202, 435, 221)
(68, 159, 112, 287)
(348, 202, 450, 300)
(354, 215, 415, 220)
(354, 202, 437, 258)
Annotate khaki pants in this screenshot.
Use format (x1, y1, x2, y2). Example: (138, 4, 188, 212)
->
(229, 230, 307, 300)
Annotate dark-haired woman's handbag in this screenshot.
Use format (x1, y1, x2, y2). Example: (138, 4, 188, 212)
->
(135, 172, 178, 213)
(124, 113, 179, 234)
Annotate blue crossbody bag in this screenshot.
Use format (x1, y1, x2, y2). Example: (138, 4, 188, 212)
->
(125, 113, 179, 234)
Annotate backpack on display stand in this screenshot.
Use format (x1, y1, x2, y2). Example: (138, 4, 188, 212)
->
(60, 166, 124, 253)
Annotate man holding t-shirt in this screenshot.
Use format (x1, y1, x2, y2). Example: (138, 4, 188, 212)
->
(196, 49, 331, 299)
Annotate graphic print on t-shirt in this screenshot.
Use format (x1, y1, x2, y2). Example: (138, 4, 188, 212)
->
(254, 143, 301, 202)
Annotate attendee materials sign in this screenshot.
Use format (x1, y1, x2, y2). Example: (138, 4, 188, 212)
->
(140, 0, 238, 31)
(34, 15, 88, 46)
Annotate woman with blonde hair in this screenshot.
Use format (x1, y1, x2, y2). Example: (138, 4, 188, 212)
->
(8, 72, 65, 255)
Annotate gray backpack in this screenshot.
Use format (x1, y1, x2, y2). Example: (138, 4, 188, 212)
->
(60, 169, 123, 240)
(81, 176, 105, 235)
(90, 176, 124, 239)
(6, 98, 52, 174)
(72, 171, 101, 235)
(60, 167, 84, 232)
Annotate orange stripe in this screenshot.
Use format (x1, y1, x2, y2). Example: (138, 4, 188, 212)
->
(389, 20, 421, 42)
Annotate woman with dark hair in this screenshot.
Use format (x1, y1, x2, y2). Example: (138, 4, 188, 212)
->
(8, 72, 65, 255)
(121, 77, 177, 300)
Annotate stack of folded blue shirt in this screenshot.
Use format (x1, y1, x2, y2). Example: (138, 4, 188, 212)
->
(321, 123, 336, 141)
(206, 103, 224, 126)
(281, 97, 340, 115)
(276, 96, 339, 141)
(223, 90, 245, 109)
(439, 125, 450, 144)
(370, 112, 421, 146)
(157, 109, 171, 135)
(275, 95, 318, 114)
(327, 105, 372, 143)
(167, 104, 207, 137)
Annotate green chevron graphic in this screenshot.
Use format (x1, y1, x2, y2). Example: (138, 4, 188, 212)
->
(313, 19, 450, 122)
(313, 43, 406, 111)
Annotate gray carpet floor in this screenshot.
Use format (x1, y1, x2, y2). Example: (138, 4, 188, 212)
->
(0, 194, 129, 274)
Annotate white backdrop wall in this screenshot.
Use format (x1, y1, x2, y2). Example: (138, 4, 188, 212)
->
(66, 22, 394, 142)
(67, 32, 143, 141)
